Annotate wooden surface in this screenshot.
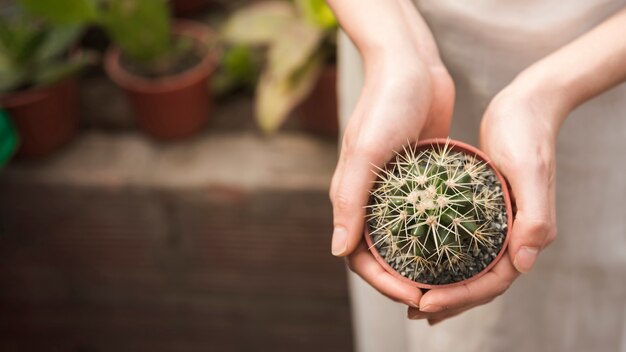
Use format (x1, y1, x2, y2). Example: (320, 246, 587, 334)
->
(0, 132, 352, 351)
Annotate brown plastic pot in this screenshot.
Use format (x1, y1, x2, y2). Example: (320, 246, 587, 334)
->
(0, 78, 79, 158)
(364, 138, 514, 289)
(297, 64, 338, 137)
(104, 20, 217, 140)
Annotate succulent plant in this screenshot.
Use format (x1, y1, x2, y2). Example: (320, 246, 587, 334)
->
(0, 5, 92, 93)
(366, 139, 510, 286)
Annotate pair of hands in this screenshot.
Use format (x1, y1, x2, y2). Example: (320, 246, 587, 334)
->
(329, 46, 562, 325)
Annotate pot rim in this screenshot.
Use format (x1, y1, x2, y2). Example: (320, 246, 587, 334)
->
(0, 78, 77, 109)
(103, 20, 219, 94)
(363, 137, 514, 289)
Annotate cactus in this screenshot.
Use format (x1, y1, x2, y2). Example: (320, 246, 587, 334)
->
(366, 140, 509, 286)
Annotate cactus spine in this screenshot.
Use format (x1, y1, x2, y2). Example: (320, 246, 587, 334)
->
(366, 140, 508, 285)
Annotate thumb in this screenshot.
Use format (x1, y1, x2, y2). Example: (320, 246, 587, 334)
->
(505, 161, 557, 273)
(330, 142, 388, 257)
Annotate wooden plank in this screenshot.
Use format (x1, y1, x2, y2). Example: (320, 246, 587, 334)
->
(0, 181, 352, 351)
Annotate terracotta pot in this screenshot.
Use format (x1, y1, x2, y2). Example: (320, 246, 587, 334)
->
(104, 20, 217, 140)
(0, 78, 79, 158)
(364, 138, 514, 289)
(297, 64, 338, 137)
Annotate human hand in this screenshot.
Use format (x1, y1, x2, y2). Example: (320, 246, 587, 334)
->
(329, 51, 455, 307)
(408, 79, 565, 324)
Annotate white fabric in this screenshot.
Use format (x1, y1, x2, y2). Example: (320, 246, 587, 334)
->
(338, 1, 626, 351)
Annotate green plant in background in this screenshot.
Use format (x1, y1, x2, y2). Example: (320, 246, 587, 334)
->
(0, 3, 93, 93)
(221, 0, 338, 134)
(20, 0, 198, 77)
(367, 141, 508, 285)
(212, 44, 260, 96)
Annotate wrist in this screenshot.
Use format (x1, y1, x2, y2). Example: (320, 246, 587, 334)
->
(507, 66, 575, 130)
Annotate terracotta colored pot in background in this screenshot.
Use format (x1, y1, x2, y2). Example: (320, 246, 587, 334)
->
(104, 21, 217, 140)
(0, 78, 79, 158)
(298, 65, 338, 137)
(364, 138, 514, 289)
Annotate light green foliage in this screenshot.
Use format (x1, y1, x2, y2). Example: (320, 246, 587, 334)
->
(18, 0, 99, 24)
(98, 0, 173, 70)
(221, 2, 296, 46)
(221, 0, 337, 134)
(295, 0, 337, 30)
(20, 0, 181, 74)
(0, 6, 92, 92)
(367, 142, 505, 279)
(212, 45, 259, 95)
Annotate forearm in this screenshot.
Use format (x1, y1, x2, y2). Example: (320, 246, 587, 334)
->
(514, 8, 626, 124)
(326, 0, 443, 70)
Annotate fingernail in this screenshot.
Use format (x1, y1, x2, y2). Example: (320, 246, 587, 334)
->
(419, 304, 444, 313)
(407, 301, 419, 308)
(514, 246, 539, 273)
(408, 310, 426, 320)
(331, 227, 348, 256)
(428, 319, 443, 326)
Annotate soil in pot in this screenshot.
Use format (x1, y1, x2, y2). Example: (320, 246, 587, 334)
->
(104, 21, 217, 140)
(0, 78, 79, 158)
(365, 139, 512, 288)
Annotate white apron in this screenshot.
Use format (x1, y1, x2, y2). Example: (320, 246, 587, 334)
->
(338, 1, 626, 351)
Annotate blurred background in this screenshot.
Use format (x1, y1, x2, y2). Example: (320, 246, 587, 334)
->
(0, 0, 351, 350)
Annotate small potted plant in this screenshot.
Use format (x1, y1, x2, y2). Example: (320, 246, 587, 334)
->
(101, 0, 218, 140)
(365, 139, 513, 288)
(0, 4, 92, 158)
(221, 0, 338, 136)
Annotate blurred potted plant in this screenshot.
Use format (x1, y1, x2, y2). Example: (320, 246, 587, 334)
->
(221, 0, 338, 136)
(101, 0, 218, 140)
(0, 3, 92, 158)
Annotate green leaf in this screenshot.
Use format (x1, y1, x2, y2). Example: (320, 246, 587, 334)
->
(295, 0, 338, 30)
(221, 1, 296, 46)
(18, 0, 98, 24)
(34, 25, 82, 62)
(255, 52, 323, 134)
(222, 45, 258, 87)
(0, 68, 27, 92)
(0, 16, 13, 48)
(100, 0, 171, 67)
(32, 52, 94, 86)
(266, 20, 322, 79)
(0, 18, 46, 63)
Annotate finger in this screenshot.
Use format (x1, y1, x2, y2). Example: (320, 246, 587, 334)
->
(417, 253, 519, 312)
(428, 311, 461, 326)
(407, 297, 493, 320)
(505, 158, 557, 273)
(330, 136, 389, 256)
(419, 68, 454, 140)
(348, 242, 422, 307)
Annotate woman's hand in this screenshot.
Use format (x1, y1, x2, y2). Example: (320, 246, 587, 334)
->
(409, 78, 563, 324)
(331, 59, 454, 307)
(327, 0, 455, 307)
(408, 6, 626, 323)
